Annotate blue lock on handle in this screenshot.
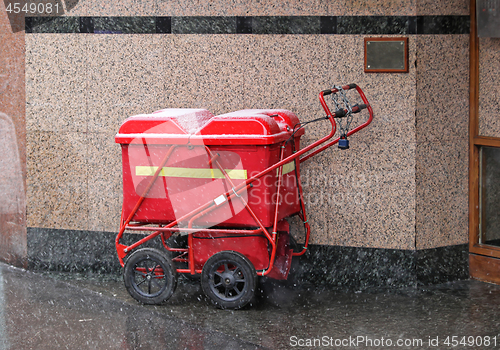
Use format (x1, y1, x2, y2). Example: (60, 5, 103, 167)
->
(338, 135, 349, 149)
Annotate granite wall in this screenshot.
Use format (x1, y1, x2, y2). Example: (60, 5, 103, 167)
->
(1, 0, 473, 288)
(24, 31, 419, 250)
(415, 34, 469, 249)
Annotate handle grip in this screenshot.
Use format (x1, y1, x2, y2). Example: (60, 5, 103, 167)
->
(333, 104, 369, 118)
(351, 103, 368, 113)
(334, 109, 346, 118)
(321, 83, 358, 96)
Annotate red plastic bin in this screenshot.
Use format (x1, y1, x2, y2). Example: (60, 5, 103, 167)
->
(115, 108, 304, 228)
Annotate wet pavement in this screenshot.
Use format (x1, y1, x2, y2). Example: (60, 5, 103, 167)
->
(0, 263, 499, 350)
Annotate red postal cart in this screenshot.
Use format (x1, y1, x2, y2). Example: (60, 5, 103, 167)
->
(115, 84, 373, 309)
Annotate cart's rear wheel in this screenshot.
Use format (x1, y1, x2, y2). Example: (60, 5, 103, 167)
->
(123, 248, 177, 305)
(201, 251, 257, 309)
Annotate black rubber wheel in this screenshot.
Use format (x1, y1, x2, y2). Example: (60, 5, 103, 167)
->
(123, 248, 177, 305)
(201, 251, 257, 309)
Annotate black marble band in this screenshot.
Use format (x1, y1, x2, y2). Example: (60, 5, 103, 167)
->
(25, 15, 470, 35)
(27, 227, 469, 289)
(292, 243, 469, 290)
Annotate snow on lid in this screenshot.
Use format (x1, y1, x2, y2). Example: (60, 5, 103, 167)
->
(197, 112, 283, 137)
(216, 110, 268, 118)
(217, 109, 299, 125)
(215, 109, 301, 133)
(152, 108, 214, 134)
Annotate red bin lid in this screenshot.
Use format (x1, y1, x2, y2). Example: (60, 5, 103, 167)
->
(115, 108, 304, 145)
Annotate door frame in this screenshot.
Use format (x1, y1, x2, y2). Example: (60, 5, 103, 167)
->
(469, 0, 500, 284)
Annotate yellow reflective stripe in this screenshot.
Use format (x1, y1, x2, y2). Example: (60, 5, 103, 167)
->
(277, 161, 295, 176)
(136, 166, 247, 180)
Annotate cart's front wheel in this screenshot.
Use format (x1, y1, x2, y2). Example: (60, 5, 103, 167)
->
(201, 251, 257, 309)
(123, 248, 177, 305)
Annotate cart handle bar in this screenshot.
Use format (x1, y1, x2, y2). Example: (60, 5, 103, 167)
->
(300, 84, 373, 163)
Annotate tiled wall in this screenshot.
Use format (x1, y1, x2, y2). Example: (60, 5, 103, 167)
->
(1, 0, 473, 281)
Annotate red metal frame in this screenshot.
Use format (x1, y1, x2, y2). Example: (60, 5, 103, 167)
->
(300, 84, 374, 163)
(116, 84, 373, 278)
